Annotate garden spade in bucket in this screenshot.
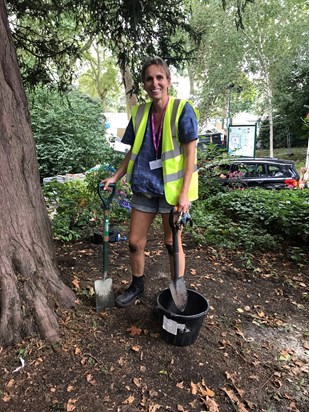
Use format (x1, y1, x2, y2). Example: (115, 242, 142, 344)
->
(95, 183, 116, 311)
(169, 207, 188, 312)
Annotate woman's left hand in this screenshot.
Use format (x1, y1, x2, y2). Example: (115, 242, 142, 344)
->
(177, 192, 190, 214)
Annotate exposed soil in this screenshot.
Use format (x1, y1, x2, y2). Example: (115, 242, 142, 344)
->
(1, 223, 308, 412)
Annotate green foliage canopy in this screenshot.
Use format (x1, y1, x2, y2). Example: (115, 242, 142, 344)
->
(78, 45, 123, 111)
(189, 0, 256, 122)
(7, 0, 200, 91)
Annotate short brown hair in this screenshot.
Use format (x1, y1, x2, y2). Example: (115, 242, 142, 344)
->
(141, 57, 171, 83)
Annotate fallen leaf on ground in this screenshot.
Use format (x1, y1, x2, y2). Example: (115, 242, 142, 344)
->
(34, 357, 43, 366)
(88, 287, 95, 296)
(118, 357, 125, 367)
(221, 387, 248, 412)
(149, 389, 158, 397)
(199, 386, 215, 397)
(74, 347, 81, 355)
(191, 381, 198, 395)
(249, 375, 259, 381)
(257, 310, 265, 318)
(71, 278, 80, 289)
(5, 379, 15, 388)
(149, 402, 161, 412)
(133, 377, 142, 388)
(66, 398, 77, 411)
(140, 394, 147, 407)
(122, 395, 134, 404)
(225, 372, 245, 397)
(127, 325, 142, 336)
(86, 374, 96, 385)
(2, 393, 11, 402)
(279, 349, 292, 361)
(201, 397, 220, 412)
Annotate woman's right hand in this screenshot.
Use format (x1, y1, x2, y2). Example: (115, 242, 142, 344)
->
(101, 176, 118, 191)
(100, 148, 132, 190)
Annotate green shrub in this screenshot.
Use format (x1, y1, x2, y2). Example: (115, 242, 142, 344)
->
(84, 164, 132, 223)
(28, 88, 115, 178)
(192, 189, 309, 253)
(197, 150, 234, 199)
(43, 170, 132, 242)
(43, 179, 98, 241)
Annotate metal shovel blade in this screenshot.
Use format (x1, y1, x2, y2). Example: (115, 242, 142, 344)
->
(94, 278, 115, 312)
(168, 207, 188, 312)
(169, 277, 188, 312)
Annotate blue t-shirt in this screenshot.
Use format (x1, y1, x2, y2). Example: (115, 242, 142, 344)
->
(121, 102, 198, 196)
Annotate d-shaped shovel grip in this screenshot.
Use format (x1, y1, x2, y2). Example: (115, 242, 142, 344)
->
(97, 183, 116, 210)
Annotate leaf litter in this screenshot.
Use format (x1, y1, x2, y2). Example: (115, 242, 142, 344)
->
(0, 226, 308, 411)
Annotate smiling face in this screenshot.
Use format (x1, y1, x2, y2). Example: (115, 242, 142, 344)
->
(143, 64, 171, 104)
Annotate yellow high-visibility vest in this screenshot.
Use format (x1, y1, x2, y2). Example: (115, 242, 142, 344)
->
(127, 97, 198, 205)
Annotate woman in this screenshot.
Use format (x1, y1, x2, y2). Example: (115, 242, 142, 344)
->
(103, 57, 198, 307)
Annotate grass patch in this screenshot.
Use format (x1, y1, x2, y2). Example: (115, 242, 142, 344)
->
(256, 147, 307, 170)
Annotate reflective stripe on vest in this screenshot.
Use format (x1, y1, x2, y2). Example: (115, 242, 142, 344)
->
(127, 97, 198, 204)
(127, 102, 152, 182)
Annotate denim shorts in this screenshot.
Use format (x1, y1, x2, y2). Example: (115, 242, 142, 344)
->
(131, 193, 173, 214)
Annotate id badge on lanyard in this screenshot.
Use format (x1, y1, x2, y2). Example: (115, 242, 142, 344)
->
(149, 158, 162, 170)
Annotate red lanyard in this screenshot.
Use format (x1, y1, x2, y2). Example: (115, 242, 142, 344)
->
(151, 97, 169, 159)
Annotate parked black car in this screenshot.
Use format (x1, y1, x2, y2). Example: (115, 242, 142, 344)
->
(204, 157, 300, 190)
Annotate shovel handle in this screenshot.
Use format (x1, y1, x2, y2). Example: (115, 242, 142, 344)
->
(169, 206, 178, 231)
(97, 183, 116, 210)
(97, 183, 116, 281)
(169, 207, 179, 280)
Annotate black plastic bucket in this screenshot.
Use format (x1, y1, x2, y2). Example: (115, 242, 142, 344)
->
(157, 288, 209, 346)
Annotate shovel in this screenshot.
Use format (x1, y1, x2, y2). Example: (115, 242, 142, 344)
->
(94, 182, 116, 311)
(169, 207, 188, 312)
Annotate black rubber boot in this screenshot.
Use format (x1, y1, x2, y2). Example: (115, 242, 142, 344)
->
(115, 275, 144, 308)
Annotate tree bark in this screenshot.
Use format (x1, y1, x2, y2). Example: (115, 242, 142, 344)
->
(265, 71, 274, 158)
(121, 64, 138, 117)
(187, 64, 195, 96)
(0, 0, 75, 346)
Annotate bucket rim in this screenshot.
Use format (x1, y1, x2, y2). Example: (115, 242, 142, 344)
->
(156, 288, 209, 319)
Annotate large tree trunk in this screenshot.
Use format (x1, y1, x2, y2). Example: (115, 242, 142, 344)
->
(0, 0, 75, 346)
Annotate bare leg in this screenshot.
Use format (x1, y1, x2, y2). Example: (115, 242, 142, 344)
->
(161, 213, 185, 279)
(115, 209, 156, 308)
(129, 208, 156, 276)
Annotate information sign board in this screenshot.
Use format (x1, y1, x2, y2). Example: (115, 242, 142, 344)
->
(228, 124, 257, 157)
